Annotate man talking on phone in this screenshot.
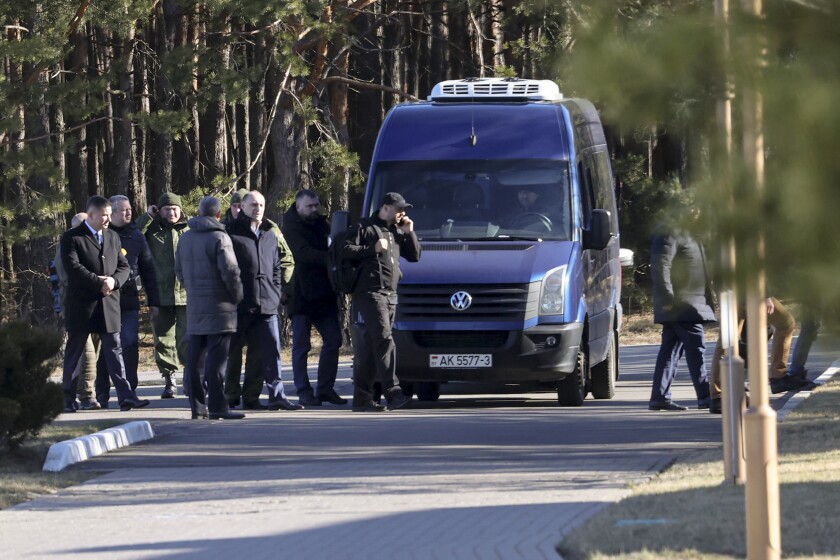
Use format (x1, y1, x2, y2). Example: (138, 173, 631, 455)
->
(342, 192, 421, 412)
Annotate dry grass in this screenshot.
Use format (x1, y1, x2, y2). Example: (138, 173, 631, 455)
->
(0, 420, 121, 509)
(557, 379, 840, 559)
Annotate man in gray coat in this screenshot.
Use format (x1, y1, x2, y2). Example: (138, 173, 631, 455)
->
(175, 196, 244, 420)
(648, 216, 715, 411)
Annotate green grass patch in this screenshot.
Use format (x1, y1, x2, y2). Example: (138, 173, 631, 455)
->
(558, 379, 840, 559)
(0, 420, 121, 510)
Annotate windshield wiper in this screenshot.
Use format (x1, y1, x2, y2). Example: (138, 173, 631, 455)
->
(461, 236, 543, 242)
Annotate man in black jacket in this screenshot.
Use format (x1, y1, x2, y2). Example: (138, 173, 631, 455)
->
(228, 191, 303, 411)
(648, 218, 714, 411)
(342, 192, 421, 412)
(60, 196, 149, 413)
(282, 189, 346, 407)
(94, 195, 162, 406)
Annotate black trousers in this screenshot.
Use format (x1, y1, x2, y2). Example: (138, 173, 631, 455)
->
(352, 291, 399, 405)
(185, 333, 232, 415)
(63, 330, 133, 406)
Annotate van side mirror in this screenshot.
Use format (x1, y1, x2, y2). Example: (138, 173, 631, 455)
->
(584, 209, 613, 250)
(330, 210, 350, 241)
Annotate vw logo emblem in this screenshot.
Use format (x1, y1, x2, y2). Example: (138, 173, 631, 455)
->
(450, 291, 472, 311)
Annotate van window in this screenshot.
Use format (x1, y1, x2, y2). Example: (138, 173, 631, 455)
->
(578, 161, 595, 229)
(371, 159, 572, 241)
(593, 151, 619, 232)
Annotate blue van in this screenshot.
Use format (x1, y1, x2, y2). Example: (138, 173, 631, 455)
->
(357, 78, 624, 406)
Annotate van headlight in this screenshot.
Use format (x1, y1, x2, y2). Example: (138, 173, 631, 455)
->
(539, 265, 566, 316)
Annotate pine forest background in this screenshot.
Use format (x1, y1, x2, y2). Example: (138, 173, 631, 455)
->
(3, 0, 840, 327)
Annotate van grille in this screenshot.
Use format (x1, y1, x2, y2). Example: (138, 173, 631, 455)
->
(413, 330, 509, 349)
(397, 283, 535, 321)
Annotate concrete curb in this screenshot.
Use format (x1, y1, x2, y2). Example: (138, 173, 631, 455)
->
(777, 359, 840, 421)
(42, 421, 155, 472)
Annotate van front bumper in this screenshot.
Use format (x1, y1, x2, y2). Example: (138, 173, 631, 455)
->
(391, 322, 584, 383)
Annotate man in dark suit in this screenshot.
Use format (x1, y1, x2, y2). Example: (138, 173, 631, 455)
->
(60, 195, 150, 413)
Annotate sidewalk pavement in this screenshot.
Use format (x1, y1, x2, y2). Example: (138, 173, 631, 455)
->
(15, 337, 838, 559)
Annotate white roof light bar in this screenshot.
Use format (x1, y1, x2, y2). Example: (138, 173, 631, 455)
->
(429, 78, 563, 101)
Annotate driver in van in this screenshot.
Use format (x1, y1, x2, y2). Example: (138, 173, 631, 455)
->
(498, 187, 554, 231)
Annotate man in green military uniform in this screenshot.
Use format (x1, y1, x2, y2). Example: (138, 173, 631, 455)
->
(137, 191, 189, 398)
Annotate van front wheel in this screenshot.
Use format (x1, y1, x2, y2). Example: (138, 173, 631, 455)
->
(557, 351, 588, 407)
(590, 330, 618, 400)
(416, 382, 441, 401)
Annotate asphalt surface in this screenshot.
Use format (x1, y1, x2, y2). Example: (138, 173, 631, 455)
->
(0, 335, 837, 559)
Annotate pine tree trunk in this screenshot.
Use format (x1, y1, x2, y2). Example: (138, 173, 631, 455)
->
(66, 31, 89, 212)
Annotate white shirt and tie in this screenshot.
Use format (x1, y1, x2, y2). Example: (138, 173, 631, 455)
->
(84, 220, 104, 247)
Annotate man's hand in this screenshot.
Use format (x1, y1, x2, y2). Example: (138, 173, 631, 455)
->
(99, 276, 116, 295)
(147, 204, 158, 216)
(765, 298, 775, 315)
(375, 238, 389, 253)
(149, 306, 160, 320)
(398, 215, 414, 233)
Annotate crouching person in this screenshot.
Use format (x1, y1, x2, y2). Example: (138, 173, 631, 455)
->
(175, 196, 245, 420)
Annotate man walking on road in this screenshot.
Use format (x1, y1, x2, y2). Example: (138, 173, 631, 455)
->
(59, 196, 149, 413)
(282, 189, 346, 407)
(648, 211, 714, 411)
(342, 192, 421, 412)
(137, 192, 189, 398)
(228, 191, 303, 411)
(176, 196, 245, 420)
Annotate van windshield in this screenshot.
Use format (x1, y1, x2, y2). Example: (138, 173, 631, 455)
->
(370, 159, 572, 241)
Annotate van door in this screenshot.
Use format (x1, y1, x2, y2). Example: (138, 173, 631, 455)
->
(580, 153, 614, 356)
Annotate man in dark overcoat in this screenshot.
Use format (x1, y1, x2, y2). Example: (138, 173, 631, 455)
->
(176, 196, 244, 420)
(60, 195, 150, 413)
(648, 214, 714, 411)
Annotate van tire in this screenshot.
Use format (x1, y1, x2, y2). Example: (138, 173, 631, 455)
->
(416, 382, 441, 401)
(590, 329, 618, 400)
(557, 351, 587, 406)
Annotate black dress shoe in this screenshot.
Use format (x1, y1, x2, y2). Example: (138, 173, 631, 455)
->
(709, 399, 722, 414)
(209, 411, 246, 420)
(242, 401, 269, 410)
(648, 401, 688, 411)
(318, 389, 348, 406)
(298, 394, 323, 407)
(386, 392, 411, 411)
(120, 398, 151, 411)
(352, 402, 387, 412)
(770, 375, 806, 394)
(268, 398, 304, 411)
(63, 404, 77, 413)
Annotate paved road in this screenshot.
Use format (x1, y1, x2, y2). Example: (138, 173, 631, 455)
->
(1, 336, 837, 559)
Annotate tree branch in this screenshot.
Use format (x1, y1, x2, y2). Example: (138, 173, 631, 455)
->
(0, 116, 114, 149)
(24, 0, 92, 85)
(320, 76, 420, 102)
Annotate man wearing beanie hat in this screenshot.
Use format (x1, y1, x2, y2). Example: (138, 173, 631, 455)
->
(223, 188, 249, 226)
(137, 190, 190, 398)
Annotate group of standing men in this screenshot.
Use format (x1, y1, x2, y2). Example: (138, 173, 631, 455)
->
(59, 187, 421, 419)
